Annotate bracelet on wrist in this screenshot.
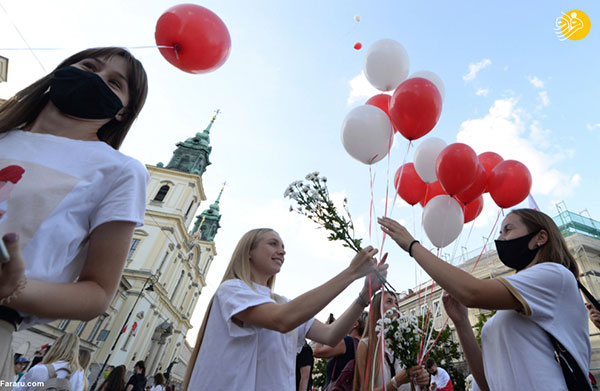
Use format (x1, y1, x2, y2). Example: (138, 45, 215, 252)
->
(408, 240, 420, 257)
(356, 293, 369, 308)
(390, 375, 399, 390)
(0, 276, 27, 306)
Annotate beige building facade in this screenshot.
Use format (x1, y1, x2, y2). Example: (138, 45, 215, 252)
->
(12, 117, 223, 390)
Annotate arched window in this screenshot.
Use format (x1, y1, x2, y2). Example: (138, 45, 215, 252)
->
(154, 185, 170, 202)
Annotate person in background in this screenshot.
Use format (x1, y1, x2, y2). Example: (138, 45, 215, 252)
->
(13, 357, 29, 381)
(103, 365, 114, 380)
(314, 311, 367, 389)
(125, 361, 147, 391)
(296, 341, 314, 391)
(14, 333, 84, 391)
(78, 349, 91, 391)
(587, 303, 600, 329)
(149, 373, 165, 391)
(97, 364, 126, 391)
(353, 291, 429, 391)
(425, 358, 453, 391)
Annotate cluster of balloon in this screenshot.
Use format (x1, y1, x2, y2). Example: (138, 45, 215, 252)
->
(341, 39, 444, 166)
(155, 4, 231, 74)
(395, 139, 533, 247)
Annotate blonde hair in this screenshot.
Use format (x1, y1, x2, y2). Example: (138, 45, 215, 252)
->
(79, 349, 91, 391)
(510, 208, 579, 277)
(42, 333, 81, 373)
(183, 228, 279, 390)
(353, 291, 398, 391)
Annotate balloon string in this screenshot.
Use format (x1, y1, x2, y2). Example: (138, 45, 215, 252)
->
(369, 166, 374, 238)
(378, 128, 395, 259)
(380, 283, 386, 391)
(470, 208, 502, 273)
(417, 280, 436, 364)
(364, 276, 374, 391)
(390, 140, 412, 215)
(0, 1, 46, 71)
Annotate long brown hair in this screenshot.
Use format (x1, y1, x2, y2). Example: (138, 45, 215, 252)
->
(353, 291, 398, 391)
(0, 47, 148, 149)
(183, 228, 278, 390)
(510, 208, 579, 277)
(98, 365, 126, 391)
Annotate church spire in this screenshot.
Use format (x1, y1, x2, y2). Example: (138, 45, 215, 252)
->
(163, 110, 220, 175)
(192, 182, 225, 242)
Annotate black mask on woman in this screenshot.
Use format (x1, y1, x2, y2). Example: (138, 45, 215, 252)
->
(49, 66, 124, 120)
(494, 231, 540, 271)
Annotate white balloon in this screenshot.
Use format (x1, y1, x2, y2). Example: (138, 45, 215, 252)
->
(341, 105, 393, 165)
(414, 137, 447, 183)
(354, 14, 361, 22)
(410, 70, 445, 102)
(422, 195, 464, 248)
(363, 39, 410, 92)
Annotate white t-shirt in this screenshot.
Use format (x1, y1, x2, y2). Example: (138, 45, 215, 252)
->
(481, 262, 591, 391)
(14, 361, 84, 391)
(358, 339, 410, 391)
(189, 279, 315, 391)
(0, 130, 148, 329)
(149, 385, 164, 391)
(430, 367, 451, 390)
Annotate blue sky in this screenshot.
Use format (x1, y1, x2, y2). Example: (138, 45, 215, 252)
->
(1, 1, 599, 345)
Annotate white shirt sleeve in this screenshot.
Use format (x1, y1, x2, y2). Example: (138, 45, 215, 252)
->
(14, 364, 48, 391)
(89, 158, 149, 231)
(215, 280, 276, 337)
(499, 262, 569, 320)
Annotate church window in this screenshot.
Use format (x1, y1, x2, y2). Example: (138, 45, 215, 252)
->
(154, 185, 170, 202)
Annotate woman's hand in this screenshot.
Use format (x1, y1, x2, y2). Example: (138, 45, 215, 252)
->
(409, 366, 430, 387)
(442, 292, 470, 326)
(348, 245, 379, 280)
(0, 233, 26, 304)
(362, 253, 389, 293)
(378, 217, 415, 252)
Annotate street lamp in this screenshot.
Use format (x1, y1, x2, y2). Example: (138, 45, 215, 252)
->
(90, 277, 154, 391)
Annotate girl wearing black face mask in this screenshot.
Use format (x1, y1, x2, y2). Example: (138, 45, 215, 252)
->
(0, 47, 149, 381)
(378, 209, 591, 391)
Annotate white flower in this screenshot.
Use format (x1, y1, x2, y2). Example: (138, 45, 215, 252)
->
(305, 173, 316, 181)
(384, 317, 391, 325)
(321, 176, 327, 182)
(302, 186, 309, 193)
(283, 187, 293, 198)
(394, 331, 400, 339)
(289, 206, 293, 212)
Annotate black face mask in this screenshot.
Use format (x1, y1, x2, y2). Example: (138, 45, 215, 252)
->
(49, 66, 124, 120)
(495, 230, 540, 271)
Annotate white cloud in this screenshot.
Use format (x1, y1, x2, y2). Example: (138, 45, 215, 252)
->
(538, 91, 550, 107)
(586, 123, 600, 132)
(347, 71, 389, 105)
(462, 59, 491, 81)
(528, 76, 545, 89)
(456, 98, 580, 199)
(475, 88, 489, 96)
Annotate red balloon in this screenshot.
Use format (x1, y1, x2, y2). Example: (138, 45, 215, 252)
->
(155, 4, 231, 74)
(436, 143, 479, 196)
(366, 94, 391, 117)
(488, 160, 532, 208)
(394, 163, 427, 206)
(389, 78, 442, 141)
(479, 152, 504, 177)
(456, 163, 487, 204)
(419, 181, 446, 207)
(354, 42, 362, 50)
(464, 195, 484, 223)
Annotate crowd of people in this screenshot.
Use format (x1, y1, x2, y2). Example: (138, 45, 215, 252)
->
(0, 45, 598, 391)
(8, 333, 170, 391)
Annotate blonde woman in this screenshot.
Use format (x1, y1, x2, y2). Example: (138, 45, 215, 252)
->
(78, 349, 91, 391)
(184, 228, 388, 391)
(353, 292, 429, 391)
(15, 333, 84, 391)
